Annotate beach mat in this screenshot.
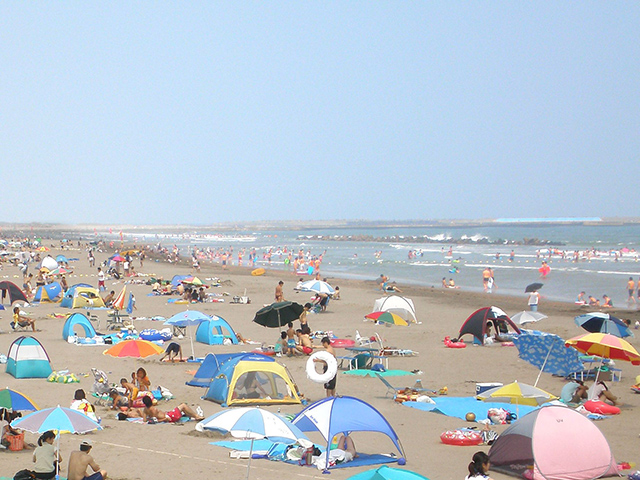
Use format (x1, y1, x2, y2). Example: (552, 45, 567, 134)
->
(402, 397, 538, 420)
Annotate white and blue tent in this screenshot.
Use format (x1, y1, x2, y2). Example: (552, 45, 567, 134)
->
(34, 282, 63, 302)
(6, 336, 53, 379)
(195, 315, 239, 345)
(62, 312, 98, 341)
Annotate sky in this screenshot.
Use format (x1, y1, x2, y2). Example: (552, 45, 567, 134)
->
(2, 2, 639, 225)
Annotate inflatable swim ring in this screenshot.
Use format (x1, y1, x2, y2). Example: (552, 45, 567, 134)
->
(330, 339, 356, 349)
(251, 268, 266, 276)
(583, 400, 620, 415)
(252, 348, 275, 356)
(440, 430, 483, 446)
(444, 337, 466, 349)
(306, 351, 338, 384)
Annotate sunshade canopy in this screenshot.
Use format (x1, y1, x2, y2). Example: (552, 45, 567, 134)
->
(574, 312, 633, 338)
(565, 332, 640, 365)
(253, 301, 304, 328)
(477, 381, 557, 406)
(104, 339, 164, 358)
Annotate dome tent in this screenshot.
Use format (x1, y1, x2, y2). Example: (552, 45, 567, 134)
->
(62, 312, 98, 341)
(458, 306, 521, 345)
(195, 315, 239, 345)
(6, 336, 53, 379)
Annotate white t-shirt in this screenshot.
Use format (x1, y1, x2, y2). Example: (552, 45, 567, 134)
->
(588, 383, 607, 401)
(33, 442, 56, 473)
(98, 271, 105, 282)
(528, 292, 539, 306)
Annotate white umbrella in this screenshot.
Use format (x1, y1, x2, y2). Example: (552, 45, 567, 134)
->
(299, 280, 335, 295)
(511, 311, 548, 325)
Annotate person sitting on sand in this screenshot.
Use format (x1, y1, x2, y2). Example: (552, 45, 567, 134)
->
(332, 286, 340, 300)
(602, 295, 613, 308)
(108, 389, 129, 410)
(32, 430, 61, 480)
(560, 380, 588, 404)
(241, 371, 269, 399)
(160, 342, 183, 362)
(67, 441, 107, 480)
(296, 327, 314, 355)
(576, 291, 587, 305)
(275, 331, 289, 356)
(132, 367, 150, 392)
(70, 389, 99, 422)
(384, 282, 403, 293)
(466, 451, 493, 480)
(588, 295, 600, 306)
(11, 306, 37, 332)
(140, 395, 204, 423)
(588, 380, 619, 406)
(102, 290, 115, 307)
(1, 409, 23, 449)
(120, 378, 138, 403)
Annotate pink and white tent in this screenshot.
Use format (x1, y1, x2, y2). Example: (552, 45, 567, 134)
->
(489, 405, 618, 480)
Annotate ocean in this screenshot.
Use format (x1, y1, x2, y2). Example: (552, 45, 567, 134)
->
(115, 223, 640, 309)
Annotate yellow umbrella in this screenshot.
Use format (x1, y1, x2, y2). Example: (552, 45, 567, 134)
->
(565, 333, 640, 365)
(477, 381, 557, 406)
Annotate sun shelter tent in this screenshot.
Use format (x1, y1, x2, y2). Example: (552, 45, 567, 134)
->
(61, 284, 105, 309)
(202, 353, 301, 406)
(187, 353, 242, 387)
(170, 275, 191, 290)
(458, 306, 521, 345)
(292, 396, 405, 472)
(6, 336, 53, 379)
(39, 255, 58, 271)
(373, 296, 417, 323)
(0, 281, 29, 305)
(489, 405, 618, 480)
(34, 282, 63, 302)
(62, 313, 98, 341)
(195, 315, 239, 345)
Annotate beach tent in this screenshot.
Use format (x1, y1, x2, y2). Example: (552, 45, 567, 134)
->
(171, 275, 191, 289)
(372, 296, 417, 323)
(187, 353, 242, 387)
(34, 282, 63, 302)
(458, 306, 521, 345)
(61, 284, 105, 309)
(292, 396, 405, 472)
(201, 353, 301, 406)
(489, 405, 618, 480)
(39, 255, 58, 271)
(195, 315, 239, 345)
(6, 336, 53, 379)
(0, 281, 29, 305)
(62, 313, 98, 341)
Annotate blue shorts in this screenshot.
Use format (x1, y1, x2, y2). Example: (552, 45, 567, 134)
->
(287, 339, 296, 348)
(84, 472, 103, 480)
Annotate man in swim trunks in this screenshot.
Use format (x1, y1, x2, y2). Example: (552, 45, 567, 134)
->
(627, 277, 636, 304)
(67, 440, 107, 480)
(141, 395, 204, 423)
(275, 281, 284, 301)
(317, 336, 337, 397)
(286, 322, 298, 356)
(160, 342, 183, 362)
(296, 328, 314, 355)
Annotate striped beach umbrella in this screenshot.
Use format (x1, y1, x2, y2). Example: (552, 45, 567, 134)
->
(477, 381, 557, 406)
(0, 388, 39, 411)
(365, 311, 409, 326)
(299, 280, 335, 295)
(565, 332, 640, 365)
(104, 339, 164, 358)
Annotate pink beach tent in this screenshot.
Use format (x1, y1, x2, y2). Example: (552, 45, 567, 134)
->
(489, 405, 618, 480)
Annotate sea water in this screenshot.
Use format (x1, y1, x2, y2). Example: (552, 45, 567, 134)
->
(115, 224, 640, 309)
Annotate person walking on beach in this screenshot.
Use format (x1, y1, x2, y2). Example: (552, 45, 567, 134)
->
(627, 277, 636, 304)
(97, 267, 105, 292)
(482, 267, 491, 292)
(275, 281, 284, 302)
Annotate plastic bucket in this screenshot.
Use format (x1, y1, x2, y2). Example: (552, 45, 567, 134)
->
(8, 432, 24, 451)
(476, 383, 503, 395)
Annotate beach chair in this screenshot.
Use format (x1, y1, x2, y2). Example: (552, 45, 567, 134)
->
(374, 373, 436, 397)
(106, 310, 130, 331)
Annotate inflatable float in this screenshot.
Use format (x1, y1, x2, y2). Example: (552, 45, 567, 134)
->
(444, 336, 466, 348)
(583, 400, 620, 415)
(140, 329, 172, 342)
(306, 351, 338, 384)
(251, 268, 266, 276)
(440, 430, 483, 446)
(330, 338, 356, 349)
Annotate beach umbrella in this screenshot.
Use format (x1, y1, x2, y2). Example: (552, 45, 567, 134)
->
(103, 339, 164, 358)
(46, 267, 73, 277)
(525, 283, 544, 293)
(477, 381, 557, 406)
(164, 310, 211, 359)
(565, 333, 640, 365)
(110, 254, 125, 262)
(11, 406, 102, 480)
(196, 407, 308, 443)
(512, 331, 584, 386)
(511, 311, 548, 325)
(112, 285, 127, 311)
(181, 276, 206, 286)
(253, 301, 304, 328)
(574, 312, 633, 338)
(364, 311, 409, 326)
(299, 280, 335, 295)
(347, 465, 429, 480)
(0, 388, 39, 411)
(55, 255, 69, 264)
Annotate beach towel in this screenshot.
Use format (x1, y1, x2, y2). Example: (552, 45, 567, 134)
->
(402, 397, 538, 420)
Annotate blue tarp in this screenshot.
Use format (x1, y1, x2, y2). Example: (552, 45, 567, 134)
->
(402, 397, 538, 420)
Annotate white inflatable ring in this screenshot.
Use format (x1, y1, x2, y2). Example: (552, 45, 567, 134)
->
(306, 351, 338, 384)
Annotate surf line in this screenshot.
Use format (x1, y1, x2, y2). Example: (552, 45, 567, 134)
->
(99, 441, 322, 478)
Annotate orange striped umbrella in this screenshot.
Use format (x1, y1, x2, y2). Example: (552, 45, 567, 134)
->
(103, 339, 164, 358)
(112, 286, 127, 311)
(565, 332, 640, 365)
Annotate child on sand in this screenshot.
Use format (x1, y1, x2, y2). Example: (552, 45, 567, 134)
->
(140, 396, 204, 423)
(132, 367, 150, 391)
(466, 451, 493, 480)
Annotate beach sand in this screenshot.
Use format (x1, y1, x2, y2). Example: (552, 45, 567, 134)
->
(1, 245, 639, 480)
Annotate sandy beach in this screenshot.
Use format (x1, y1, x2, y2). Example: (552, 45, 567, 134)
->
(1, 244, 639, 480)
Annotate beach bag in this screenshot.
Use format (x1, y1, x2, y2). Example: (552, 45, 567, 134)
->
(487, 407, 513, 425)
(14, 470, 36, 480)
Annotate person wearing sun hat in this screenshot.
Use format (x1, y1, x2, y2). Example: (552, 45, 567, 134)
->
(67, 440, 108, 480)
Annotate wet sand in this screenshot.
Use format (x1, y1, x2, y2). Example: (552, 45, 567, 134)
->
(1, 245, 639, 480)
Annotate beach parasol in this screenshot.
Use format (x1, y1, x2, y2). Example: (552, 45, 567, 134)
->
(253, 301, 304, 328)
(181, 276, 206, 286)
(525, 283, 544, 293)
(565, 332, 640, 366)
(46, 267, 73, 277)
(477, 381, 557, 406)
(0, 388, 39, 411)
(574, 312, 633, 338)
(164, 310, 211, 359)
(347, 466, 429, 480)
(110, 254, 125, 262)
(11, 406, 102, 479)
(512, 331, 584, 386)
(112, 285, 127, 311)
(364, 311, 409, 326)
(510, 311, 548, 325)
(299, 280, 335, 295)
(103, 339, 164, 358)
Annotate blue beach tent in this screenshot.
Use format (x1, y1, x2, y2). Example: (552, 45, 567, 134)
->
(34, 282, 63, 302)
(6, 336, 53, 379)
(187, 353, 242, 387)
(62, 313, 98, 341)
(293, 396, 405, 472)
(195, 315, 239, 345)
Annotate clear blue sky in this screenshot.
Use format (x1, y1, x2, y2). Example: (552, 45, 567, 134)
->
(2, 2, 639, 225)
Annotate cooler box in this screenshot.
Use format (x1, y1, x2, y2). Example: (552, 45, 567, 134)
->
(476, 383, 503, 395)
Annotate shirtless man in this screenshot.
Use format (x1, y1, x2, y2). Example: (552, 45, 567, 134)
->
(299, 303, 312, 330)
(318, 337, 337, 397)
(285, 322, 297, 356)
(296, 328, 314, 355)
(275, 281, 284, 302)
(141, 396, 204, 423)
(67, 441, 107, 480)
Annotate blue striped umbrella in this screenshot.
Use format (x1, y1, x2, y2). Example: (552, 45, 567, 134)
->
(299, 280, 335, 295)
(574, 312, 633, 338)
(11, 406, 102, 434)
(0, 388, 39, 411)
